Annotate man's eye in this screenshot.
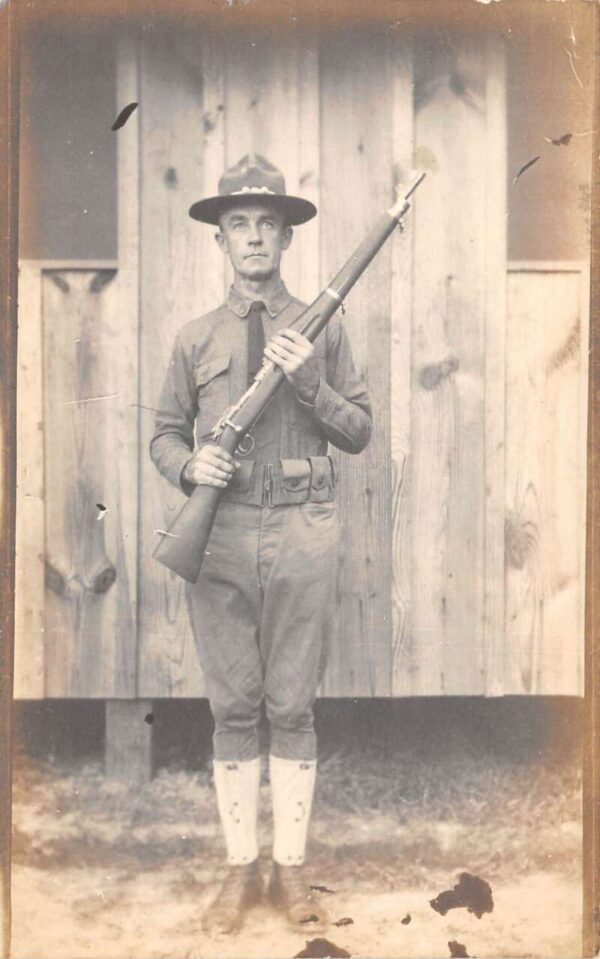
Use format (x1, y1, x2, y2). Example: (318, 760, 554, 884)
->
(262, 221, 274, 230)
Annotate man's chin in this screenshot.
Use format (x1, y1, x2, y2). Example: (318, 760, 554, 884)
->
(239, 264, 276, 281)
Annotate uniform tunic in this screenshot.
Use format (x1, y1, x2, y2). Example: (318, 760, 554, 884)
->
(151, 280, 372, 761)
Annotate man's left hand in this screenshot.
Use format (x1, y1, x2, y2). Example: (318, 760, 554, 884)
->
(264, 329, 320, 404)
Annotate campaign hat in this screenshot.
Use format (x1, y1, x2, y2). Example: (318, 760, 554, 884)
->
(189, 153, 317, 226)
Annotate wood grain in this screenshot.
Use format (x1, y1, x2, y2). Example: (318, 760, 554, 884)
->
(505, 266, 586, 695)
(23, 30, 585, 703)
(483, 39, 508, 696)
(14, 264, 45, 698)
(115, 31, 141, 699)
(43, 269, 137, 697)
(389, 40, 415, 695)
(406, 35, 491, 695)
(137, 27, 218, 696)
(318, 31, 393, 696)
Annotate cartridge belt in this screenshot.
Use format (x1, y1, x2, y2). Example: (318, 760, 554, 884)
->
(221, 456, 337, 507)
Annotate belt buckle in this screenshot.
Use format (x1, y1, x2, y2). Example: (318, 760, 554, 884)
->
(263, 463, 273, 507)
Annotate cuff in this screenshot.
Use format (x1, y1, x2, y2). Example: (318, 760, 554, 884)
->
(179, 456, 196, 497)
(295, 380, 319, 410)
(163, 447, 195, 495)
(310, 377, 344, 423)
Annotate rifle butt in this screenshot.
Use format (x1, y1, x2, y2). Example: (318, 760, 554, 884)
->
(152, 484, 222, 583)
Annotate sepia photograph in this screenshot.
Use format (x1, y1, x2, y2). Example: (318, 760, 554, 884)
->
(2, 0, 597, 956)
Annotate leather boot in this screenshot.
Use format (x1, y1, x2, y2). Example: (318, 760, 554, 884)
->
(268, 861, 329, 930)
(201, 859, 263, 936)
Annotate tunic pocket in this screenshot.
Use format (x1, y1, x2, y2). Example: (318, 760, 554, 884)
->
(194, 352, 232, 442)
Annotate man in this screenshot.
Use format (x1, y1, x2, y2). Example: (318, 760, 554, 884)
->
(150, 154, 371, 936)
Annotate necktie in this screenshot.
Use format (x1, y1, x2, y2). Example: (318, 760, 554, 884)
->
(246, 300, 265, 386)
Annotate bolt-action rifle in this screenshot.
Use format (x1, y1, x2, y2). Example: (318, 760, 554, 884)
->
(153, 172, 426, 583)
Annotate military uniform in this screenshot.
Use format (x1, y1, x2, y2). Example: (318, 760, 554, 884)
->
(151, 281, 370, 768)
(150, 153, 371, 931)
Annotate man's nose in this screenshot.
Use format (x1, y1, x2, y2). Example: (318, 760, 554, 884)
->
(247, 225, 263, 245)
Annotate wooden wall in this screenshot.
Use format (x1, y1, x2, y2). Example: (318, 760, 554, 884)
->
(14, 26, 588, 699)
(15, 261, 138, 698)
(503, 263, 588, 695)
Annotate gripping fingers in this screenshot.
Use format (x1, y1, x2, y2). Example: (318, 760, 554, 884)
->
(265, 342, 301, 373)
(277, 328, 311, 348)
(197, 465, 229, 488)
(207, 463, 232, 480)
(265, 342, 289, 364)
(269, 332, 311, 356)
(192, 447, 237, 487)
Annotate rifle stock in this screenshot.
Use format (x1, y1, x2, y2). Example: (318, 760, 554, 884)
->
(153, 172, 426, 583)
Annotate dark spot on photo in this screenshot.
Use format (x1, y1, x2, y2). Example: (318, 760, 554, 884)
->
(448, 941, 471, 958)
(512, 155, 541, 184)
(430, 872, 494, 919)
(294, 939, 351, 958)
(112, 102, 138, 131)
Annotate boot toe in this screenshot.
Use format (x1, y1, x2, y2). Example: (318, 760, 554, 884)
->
(268, 863, 329, 931)
(201, 862, 263, 937)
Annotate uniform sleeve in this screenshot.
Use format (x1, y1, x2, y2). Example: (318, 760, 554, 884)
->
(297, 316, 372, 454)
(149, 333, 197, 494)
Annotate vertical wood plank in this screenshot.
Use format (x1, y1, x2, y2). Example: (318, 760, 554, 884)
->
(505, 267, 586, 695)
(295, 35, 320, 303)
(43, 269, 137, 697)
(14, 263, 45, 698)
(389, 40, 415, 695)
(318, 31, 393, 696)
(483, 39, 508, 695)
(195, 33, 227, 309)
(116, 31, 141, 698)
(105, 700, 153, 784)
(138, 27, 225, 696)
(407, 35, 491, 695)
(578, 262, 590, 695)
(224, 32, 311, 299)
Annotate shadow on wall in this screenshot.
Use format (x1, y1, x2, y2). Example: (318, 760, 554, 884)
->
(13, 696, 583, 771)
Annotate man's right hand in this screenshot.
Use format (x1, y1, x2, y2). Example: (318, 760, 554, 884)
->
(182, 445, 239, 488)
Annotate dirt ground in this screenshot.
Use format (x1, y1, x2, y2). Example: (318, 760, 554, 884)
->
(10, 711, 583, 959)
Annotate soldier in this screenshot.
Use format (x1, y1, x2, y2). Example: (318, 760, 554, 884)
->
(150, 154, 371, 936)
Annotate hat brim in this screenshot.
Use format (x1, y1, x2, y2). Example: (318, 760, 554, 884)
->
(189, 193, 317, 226)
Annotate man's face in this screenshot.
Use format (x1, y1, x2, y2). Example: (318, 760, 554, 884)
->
(216, 203, 293, 281)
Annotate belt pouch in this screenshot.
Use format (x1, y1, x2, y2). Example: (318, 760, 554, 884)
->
(308, 456, 335, 502)
(277, 458, 312, 505)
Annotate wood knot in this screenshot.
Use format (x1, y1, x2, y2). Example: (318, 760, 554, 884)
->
(45, 559, 67, 595)
(90, 563, 117, 594)
(420, 356, 459, 390)
(48, 274, 70, 294)
(88, 270, 116, 294)
(505, 512, 536, 570)
(164, 167, 178, 189)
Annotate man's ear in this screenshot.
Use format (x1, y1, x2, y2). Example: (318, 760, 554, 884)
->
(214, 231, 228, 254)
(281, 225, 293, 251)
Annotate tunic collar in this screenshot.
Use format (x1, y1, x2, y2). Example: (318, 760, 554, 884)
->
(227, 281, 292, 319)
